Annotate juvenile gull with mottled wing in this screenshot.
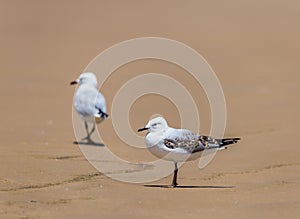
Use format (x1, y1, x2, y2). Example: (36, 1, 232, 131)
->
(138, 117, 240, 187)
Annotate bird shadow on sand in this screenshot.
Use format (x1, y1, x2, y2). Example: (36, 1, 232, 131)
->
(144, 185, 235, 189)
(73, 140, 104, 147)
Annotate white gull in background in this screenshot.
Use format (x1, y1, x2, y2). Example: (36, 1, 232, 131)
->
(138, 117, 240, 187)
(70, 72, 108, 142)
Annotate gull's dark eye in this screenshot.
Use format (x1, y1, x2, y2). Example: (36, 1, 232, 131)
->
(152, 122, 161, 127)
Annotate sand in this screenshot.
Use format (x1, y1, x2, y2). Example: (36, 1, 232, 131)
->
(0, 0, 299, 218)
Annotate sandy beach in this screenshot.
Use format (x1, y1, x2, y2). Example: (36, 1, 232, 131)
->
(0, 1, 299, 218)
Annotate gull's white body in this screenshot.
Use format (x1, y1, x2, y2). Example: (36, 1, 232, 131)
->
(73, 72, 107, 123)
(145, 127, 205, 162)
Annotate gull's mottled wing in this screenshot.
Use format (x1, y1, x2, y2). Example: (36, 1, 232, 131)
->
(163, 128, 205, 153)
(163, 129, 240, 153)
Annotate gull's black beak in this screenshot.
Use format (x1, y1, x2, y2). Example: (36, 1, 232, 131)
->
(70, 81, 77, 85)
(137, 127, 148, 132)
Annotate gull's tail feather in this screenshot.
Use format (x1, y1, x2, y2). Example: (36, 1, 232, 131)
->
(201, 136, 240, 150)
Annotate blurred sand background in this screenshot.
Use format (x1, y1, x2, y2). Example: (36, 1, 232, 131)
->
(0, 0, 300, 218)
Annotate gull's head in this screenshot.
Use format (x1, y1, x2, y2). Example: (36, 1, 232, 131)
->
(70, 72, 98, 87)
(138, 117, 168, 133)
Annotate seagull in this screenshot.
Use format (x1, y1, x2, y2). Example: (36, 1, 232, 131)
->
(70, 72, 108, 142)
(138, 117, 240, 187)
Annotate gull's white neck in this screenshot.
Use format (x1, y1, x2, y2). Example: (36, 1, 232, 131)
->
(145, 128, 167, 147)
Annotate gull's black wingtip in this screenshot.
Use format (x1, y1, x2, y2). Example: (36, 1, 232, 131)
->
(97, 109, 109, 119)
(221, 137, 241, 146)
(101, 112, 109, 119)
